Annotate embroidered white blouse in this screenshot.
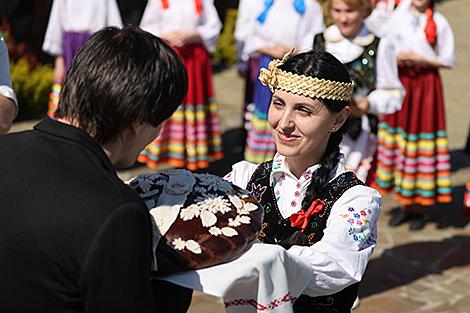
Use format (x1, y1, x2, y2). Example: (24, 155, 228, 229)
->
(386, 8, 455, 68)
(225, 153, 382, 296)
(320, 24, 404, 116)
(235, 0, 324, 62)
(140, 0, 222, 53)
(42, 0, 123, 56)
(0, 35, 17, 107)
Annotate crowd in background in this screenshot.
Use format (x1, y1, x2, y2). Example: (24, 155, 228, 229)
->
(1, 0, 468, 229)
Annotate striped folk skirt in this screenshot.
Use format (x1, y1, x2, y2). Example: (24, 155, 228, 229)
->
(138, 43, 223, 170)
(376, 66, 452, 206)
(244, 54, 276, 163)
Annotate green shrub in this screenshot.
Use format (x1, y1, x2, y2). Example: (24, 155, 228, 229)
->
(214, 9, 238, 65)
(10, 59, 53, 120)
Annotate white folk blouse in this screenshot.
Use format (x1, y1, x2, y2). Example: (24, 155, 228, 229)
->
(42, 0, 123, 56)
(140, 0, 222, 53)
(225, 153, 382, 296)
(365, 0, 411, 38)
(386, 8, 455, 68)
(235, 0, 324, 61)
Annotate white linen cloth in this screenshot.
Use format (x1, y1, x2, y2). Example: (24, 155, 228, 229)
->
(42, 0, 123, 56)
(225, 154, 382, 297)
(140, 0, 222, 53)
(161, 241, 312, 313)
(235, 0, 324, 61)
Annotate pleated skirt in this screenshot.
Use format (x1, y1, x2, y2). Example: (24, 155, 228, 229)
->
(138, 43, 223, 170)
(376, 66, 452, 206)
(244, 54, 276, 163)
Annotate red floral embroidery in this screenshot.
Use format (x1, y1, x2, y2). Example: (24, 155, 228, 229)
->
(290, 199, 325, 232)
(224, 292, 297, 311)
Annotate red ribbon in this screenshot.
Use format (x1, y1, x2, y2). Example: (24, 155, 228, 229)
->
(290, 199, 325, 232)
(161, 0, 202, 15)
(194, 0, 203, 15)
(424, 7, 437, 46)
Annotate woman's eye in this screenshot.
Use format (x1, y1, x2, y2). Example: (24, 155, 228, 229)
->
(273, 101, 284, 108)
(297, 107, 311, 115)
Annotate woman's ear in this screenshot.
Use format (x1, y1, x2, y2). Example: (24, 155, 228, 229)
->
(332, 106, 351, 132)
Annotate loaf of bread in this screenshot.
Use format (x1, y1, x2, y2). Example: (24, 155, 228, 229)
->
(129, 169, 263, 274)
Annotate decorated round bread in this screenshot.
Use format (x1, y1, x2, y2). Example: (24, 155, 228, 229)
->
(129, 169, 264, 274)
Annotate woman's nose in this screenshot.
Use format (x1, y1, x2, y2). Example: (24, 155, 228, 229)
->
(278, 110, 295, 130)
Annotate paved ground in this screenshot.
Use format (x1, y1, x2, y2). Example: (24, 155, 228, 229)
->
(9, 1, 470, 311)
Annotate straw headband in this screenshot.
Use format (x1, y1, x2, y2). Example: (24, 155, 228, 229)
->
(258, 51, 354, 101)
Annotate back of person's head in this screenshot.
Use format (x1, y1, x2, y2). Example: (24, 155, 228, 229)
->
(55, 25, 188, 145)
(278, 51, 352, 241)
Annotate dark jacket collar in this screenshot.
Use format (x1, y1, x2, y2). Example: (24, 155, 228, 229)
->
(34, 118, 116, 174)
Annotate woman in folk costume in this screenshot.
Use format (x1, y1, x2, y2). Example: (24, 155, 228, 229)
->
(42, 0, 123, 117)
(313, 0, 404, 184)
(365, 0, 411, 38)
(238, 0, 324, 163)
(225, 50, 381, 313)
(376, 0, 455, 230)
(138, 0, 223, 171)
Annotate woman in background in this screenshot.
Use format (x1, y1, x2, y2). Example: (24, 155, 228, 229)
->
(42, 0, 122, 116)
(376, 0, 455, 230)
(138, 0, 223, 171)
(313, 0, 404, 184)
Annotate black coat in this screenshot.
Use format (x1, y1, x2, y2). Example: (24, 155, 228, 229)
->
(0, 118, 191, 313)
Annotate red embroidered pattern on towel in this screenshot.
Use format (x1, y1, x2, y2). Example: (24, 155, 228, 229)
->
(224, 292, 297, 311)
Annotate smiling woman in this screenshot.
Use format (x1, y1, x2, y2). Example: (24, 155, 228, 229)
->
(224, 50, 382, 313)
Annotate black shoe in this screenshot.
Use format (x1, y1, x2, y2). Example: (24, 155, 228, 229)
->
(388, 210, 412, 227)
(409, 214, 427, 231)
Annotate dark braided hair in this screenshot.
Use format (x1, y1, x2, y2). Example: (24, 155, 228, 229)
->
(276, 50, 351, 248)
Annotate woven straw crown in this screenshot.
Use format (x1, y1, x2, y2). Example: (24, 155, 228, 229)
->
(258, 52, 354, 101)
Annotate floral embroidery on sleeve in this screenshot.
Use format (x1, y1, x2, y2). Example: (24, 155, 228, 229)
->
(340, 207, 375, 250)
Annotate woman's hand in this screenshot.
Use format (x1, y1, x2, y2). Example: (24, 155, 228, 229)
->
(397, 51, 442, 68)
(350, 97, 369, 117)
(0, 95, 17, 134)
(162, 30, 202, 48)
(259, 44, 293, 59)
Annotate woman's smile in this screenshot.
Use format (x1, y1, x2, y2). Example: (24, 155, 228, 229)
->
(277, 130, 300, 144)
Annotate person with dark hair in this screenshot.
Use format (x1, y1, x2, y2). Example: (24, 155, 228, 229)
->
(314, 0, 404, 185)
(376, 0, 455, 230)
(235, 0, 324, 164)
(0, 26, 192, 313)
(225, 50, 382, 312)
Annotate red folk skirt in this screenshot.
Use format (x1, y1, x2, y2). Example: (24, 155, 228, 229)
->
(376, 65, 452, 206)
(138, 43, 223, 170)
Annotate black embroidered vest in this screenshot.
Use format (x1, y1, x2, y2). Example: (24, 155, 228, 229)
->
(248, 161, 365, 313)
(313, 33, 381, 138)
